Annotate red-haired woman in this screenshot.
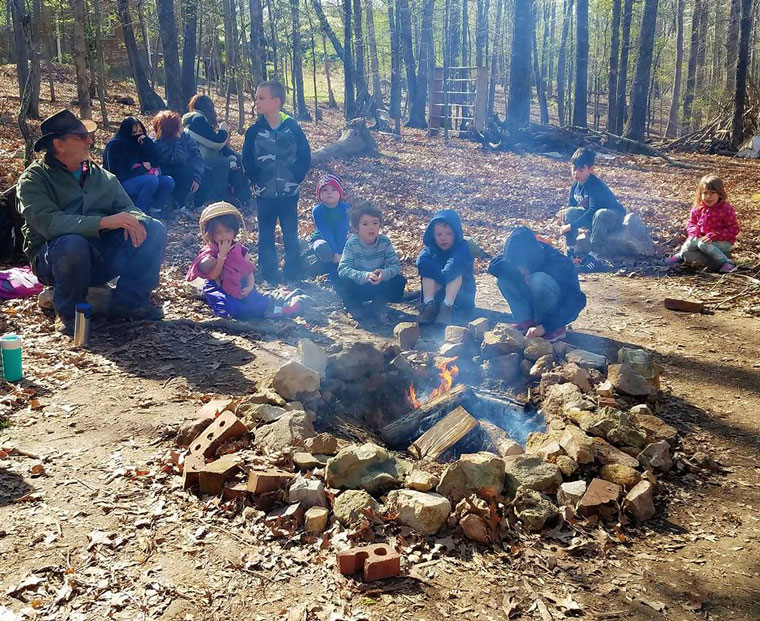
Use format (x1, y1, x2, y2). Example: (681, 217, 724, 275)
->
(151, 111, 205, 209)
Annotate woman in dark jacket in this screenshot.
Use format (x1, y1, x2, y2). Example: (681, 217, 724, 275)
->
(182, 95, 251, 209)
(102, 117, 175, 215)
(151, 111, 205, 209)
(488, 226, 587, 342)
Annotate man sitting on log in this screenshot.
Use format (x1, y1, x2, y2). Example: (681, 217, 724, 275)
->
(559, 147, 626, 272)
(488, 226, 587, 343)
(17, 109, 167, 336)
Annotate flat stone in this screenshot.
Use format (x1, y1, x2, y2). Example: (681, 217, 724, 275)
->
(557, 480, 587, 506)
(560, 363, 591, 392)
(577, 478, 622, 520)
(272, 360, 320, 401)
(593, 437, 641, 469)
(240, 403, 288, 428)
(559, 425, 596, 464)
(503, 455, 562, 497)
(524, 338, 554, 361)
(385, 490, 451, 535)
(556, 455, 579, 477)
(332, 490, 381, 526)
(436, 452, 505, 503)
(325, 443, 408, 494)
(293, 452, 329, 470)
(254, 411, 316, 453)
(405, 470, 440, 492)
(481, 324, 526, 358)
(541, 383, 584, 418)
(629, 413, 678, 446)
(624, 480, 655, 521)
(394, 322, 420, 350)
(327, 342, 385, 381)
(288, 476, 328, 508)
(439, 342, 470, 358)
(579, 408, 622, 438)
(608, 364, 653, 397)
(600, 464, 641, 489)
(638, 441, 673, 473)
(297, 338, 328, 379)
(304, 432, 338, 455)
(607, 423, 646, 449)
(468, 317, 490, 341)
(304, 506, 330, 533)
(459, 513, 492, 543)
(565, 349, 607, 370)
(513, 487, 558, 532)
(445, 325, 473, 345)
(537, 439, 564, 461)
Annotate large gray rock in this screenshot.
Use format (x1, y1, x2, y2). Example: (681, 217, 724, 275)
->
(254, 411, 316, 453)
(272, 360, 320, 401)
(503, 455, 562, 497)
(481, 324, 526, 359)
(629, 412, 678, 446)
(394, 322, 420, 350)
(618, 348, 660, 386)
(513, 487, 558, 532)
(327, 342, 385, 380)
(436, 452, 505, 503)
(603, 213, 654, 257)
(325, 443, 409, 494)
(385, 490, 451, 535)
(638, 441, 673, 473)
(565, 349, 607, 370)
(608, 364, 653, 397)
(297, 339, 328, 379)
(332, 490, 381, 526)
(288, 475, 328, 508)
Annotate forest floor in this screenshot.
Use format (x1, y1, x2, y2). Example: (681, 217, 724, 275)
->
(0, 68, 760, 620)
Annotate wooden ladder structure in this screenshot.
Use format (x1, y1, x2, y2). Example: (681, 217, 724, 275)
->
(428, 66, 488, 141)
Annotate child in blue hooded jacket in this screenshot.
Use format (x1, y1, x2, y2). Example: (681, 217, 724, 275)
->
(488, 226, 586, 342)
(416, 209, 476, 324)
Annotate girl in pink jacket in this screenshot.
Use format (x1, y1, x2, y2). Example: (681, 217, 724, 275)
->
(665, 175, 739, 273)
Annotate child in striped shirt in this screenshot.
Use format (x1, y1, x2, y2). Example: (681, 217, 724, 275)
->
(336, 203, 406, 321)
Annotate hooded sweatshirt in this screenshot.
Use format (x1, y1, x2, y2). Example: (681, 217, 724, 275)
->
(416, 209, 476, 308)
(488, 226, 587, 333)
(182, 111, 229, 161)
(567, 173, 626, 231)
(241, 111, 311, 199)
(103, 128, 159, 183)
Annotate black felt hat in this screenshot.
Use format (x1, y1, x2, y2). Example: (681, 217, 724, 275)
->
(34, 109, 97, 152)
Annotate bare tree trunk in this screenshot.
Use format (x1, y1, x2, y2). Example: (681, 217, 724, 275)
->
(557, 0, 573, 126)
(16, 0, 35, 166)
(44, 1, 55, 102)
(306, 1, 319, 121)
(70, 0, 92, 119)
(117, 0, 165, 111)
(156, 0, 184, 111)
(726, 0, 742, 94)
(10, 0, 28, 101)
(665, 0, 683, 137)
(487, 0, 503, 117)
(506, 0, 532, 131)
(364, 0, 383, 108)
(407, 0, 434, 128)
(732, 0, 754, 147)
(532, 1, 549, 124)
(398, 0, 417, 119)
(613, 0, 633, 134)
(607, 0, 620, 132)
(249, 0, 265, 85)
(352, 0, 366, 88)
(623, 0, 659, 141)
(343, 0, 355, 117)
(181, 0, 198, 102)
(572, 0, 588, 127)
(682, 0, 704, 133)
(29, 0, 41, 117)
(267, 0, 279, 79)
(322, 32, 338, 108)
(291, 0, 310, 119)
(388, 1, 401, 118)
(136, 0, 154, 86)
(92, 0, 109, 126)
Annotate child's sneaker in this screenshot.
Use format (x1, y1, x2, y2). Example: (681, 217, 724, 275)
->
(544, 326, 567, 342)
(577, 254, 612, 273)
(664, 255, 683, 267)
(719, 261, 736, 273)
(418, 301, 438, 324)
(435, 303, 454, 325)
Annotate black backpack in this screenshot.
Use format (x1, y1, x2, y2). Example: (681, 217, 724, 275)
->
(0, 186, 26, 263)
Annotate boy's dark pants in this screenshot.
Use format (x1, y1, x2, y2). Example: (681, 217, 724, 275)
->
(563, 207, 624, 252)
(35, 218, 167, 321)
(256, 196, 302, 281)
(335, 274, 407, 308)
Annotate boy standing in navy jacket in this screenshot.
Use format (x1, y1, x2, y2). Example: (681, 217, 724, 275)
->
(242, 81, 311, 284)
(416, 209, 476, 325)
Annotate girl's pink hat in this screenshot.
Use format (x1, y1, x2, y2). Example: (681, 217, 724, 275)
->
(317, 174, 343, 199)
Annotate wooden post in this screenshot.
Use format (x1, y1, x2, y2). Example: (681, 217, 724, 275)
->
(473, 66, 488, 131)
(428, 66, 443, 135)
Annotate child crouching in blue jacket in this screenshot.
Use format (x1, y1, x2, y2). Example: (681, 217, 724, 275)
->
(416, 209, 476, 325)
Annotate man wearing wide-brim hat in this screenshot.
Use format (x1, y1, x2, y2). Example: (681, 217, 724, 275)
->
(16, 109, 167, 335)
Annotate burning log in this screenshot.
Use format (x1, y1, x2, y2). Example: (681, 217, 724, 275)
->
(408, 406, 479, 461)
(380, 384, 470, 447)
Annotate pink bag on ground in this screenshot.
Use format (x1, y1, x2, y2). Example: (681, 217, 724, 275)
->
(0, 266, 43, 299)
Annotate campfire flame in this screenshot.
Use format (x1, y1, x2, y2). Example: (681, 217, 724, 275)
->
(407, 356, 459, 409)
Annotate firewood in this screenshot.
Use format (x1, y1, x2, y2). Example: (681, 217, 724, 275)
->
(663, 298, 705, 313)
(408, 406, 479, 461)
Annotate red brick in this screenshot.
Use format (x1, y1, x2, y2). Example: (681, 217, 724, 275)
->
(247, 469, 294, 494)
(577, 478, 622, 520)
(189, 411, 247, 458)
(182, 453, 206, 489)
(198, 454, 242, 495)
(337, 543, 401, 581)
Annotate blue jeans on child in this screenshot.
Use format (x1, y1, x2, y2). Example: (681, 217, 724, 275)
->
(676, 237, 733, 266)
(201, 281, 270, 319)
(497, 271, 561, 325)
(122, 175, 175, 213)
(34, 218, 167, 321)
(311, 239, 338, 274)
(335, 274, 407, 308)
(257, 196, 302, 282)
(563, 207, 624, 252)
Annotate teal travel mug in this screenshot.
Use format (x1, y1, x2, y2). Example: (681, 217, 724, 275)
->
(1, 334, 23, 382)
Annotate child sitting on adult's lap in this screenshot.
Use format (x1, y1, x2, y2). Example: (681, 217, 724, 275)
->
(416, 209, 476, 325)
(187, 202, 308, 319)
(665, 174, 738, 273)
(310, 174, 350, 276)
(335, 203, 406, 322)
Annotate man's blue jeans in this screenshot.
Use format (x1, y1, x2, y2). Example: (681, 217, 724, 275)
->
(121, 175, 175, 212)
(496, 271, 561, 326)
(35, 217, 167, 320)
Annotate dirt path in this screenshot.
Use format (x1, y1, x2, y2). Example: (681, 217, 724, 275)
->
(0, 270, 758, 620)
